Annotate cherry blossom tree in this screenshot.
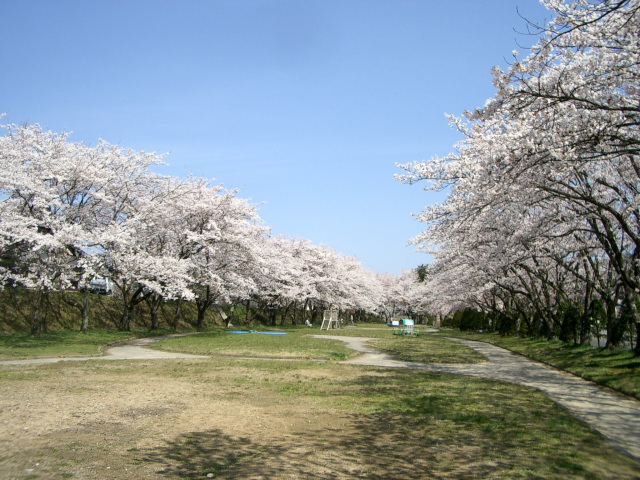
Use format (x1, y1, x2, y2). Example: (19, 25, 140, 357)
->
(179, 179, 267, 329)
(1, 120, 385, 333)
(397, 0, 640, 348)
(0, 123, 129, 333)
(239, 235, 383, 326)
(0, 121, 269, 332)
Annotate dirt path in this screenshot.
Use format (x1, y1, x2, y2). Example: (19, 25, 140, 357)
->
(313, 334, 640, 463)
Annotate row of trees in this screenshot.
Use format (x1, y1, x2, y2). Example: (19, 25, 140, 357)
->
(0, 121, 426, 334)
(397, 0, 640, 350)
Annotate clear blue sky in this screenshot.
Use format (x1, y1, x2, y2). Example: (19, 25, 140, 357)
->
(0, 0, 550, 275)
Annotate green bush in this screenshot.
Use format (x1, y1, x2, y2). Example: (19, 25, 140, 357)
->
(458, 308, 490, 331)
(443, 308, 490, 332)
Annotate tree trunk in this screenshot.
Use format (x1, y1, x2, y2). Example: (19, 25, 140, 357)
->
(301, 299, 309, 325)
(281, 301, 293, 325)
(195, 297, 206, 329)
(196, 307, 206, 329)
(147, 294, 162, 331)
(606, 286, 632, 349)
(244, 299, 251, 327)
(213, 303, 227, 326)
(195, 286, 214, 330)
(150, 307, 158, 331)
(172, 297, 183, 331)
(292, 301, 298, 325)
(579, 277, 592, 346)
(119, 284, 146, 331)
(80, 288, 89, 333)
(311, 304, 320, 324)
(120, 308, 131, 332)
(30, 288, 46, 336)
(605, 296, 619, 349)
(622, 288, 640, 352)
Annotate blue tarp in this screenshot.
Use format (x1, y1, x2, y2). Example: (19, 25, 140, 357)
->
(228, 330, 287, 335)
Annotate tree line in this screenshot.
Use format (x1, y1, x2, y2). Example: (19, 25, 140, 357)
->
(397, 0, 640, 351)
(0, 121, 431, 334)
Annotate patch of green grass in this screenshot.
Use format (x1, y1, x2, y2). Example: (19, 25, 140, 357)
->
(150, 326, 356, 360)
(437, 329, 640, 398)
(152, 324, 484, 364)
(371, 334, 486, 364)
(0, 329, 156, 358)
(360, 369, 637, 478)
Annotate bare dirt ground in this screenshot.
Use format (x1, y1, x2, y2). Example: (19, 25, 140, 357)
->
(0, 358, 377, 480)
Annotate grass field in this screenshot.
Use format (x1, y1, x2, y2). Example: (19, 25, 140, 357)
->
(0, 330, 151, 358)
(1, 325, 639, 479)
(148, 327, 356, 360)
(148, 325, 486, 364)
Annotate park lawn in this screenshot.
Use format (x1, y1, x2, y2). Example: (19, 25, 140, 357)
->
(370, 332, 487, 364)
(1, 356, 638, 479)
(2, 323, 637, 397)
(0, 324, 495, 365)
(311, 322, 487, 363)
(150, 324, 486, 364)
(0, 329, 166, 358)
(149, 327, 356, 360)
(436, 329, 640, 399)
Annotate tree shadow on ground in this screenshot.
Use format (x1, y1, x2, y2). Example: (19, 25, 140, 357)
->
(134, 419, 448, 479)
(137, 430, 271, 479)
(134, 380, 495, 480)
(134, 371, 638, 479)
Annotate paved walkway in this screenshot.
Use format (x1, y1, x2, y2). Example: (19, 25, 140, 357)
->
(313, 334, 640, 463)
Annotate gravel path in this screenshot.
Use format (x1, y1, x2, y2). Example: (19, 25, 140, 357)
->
(313, 334, 640, 463)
